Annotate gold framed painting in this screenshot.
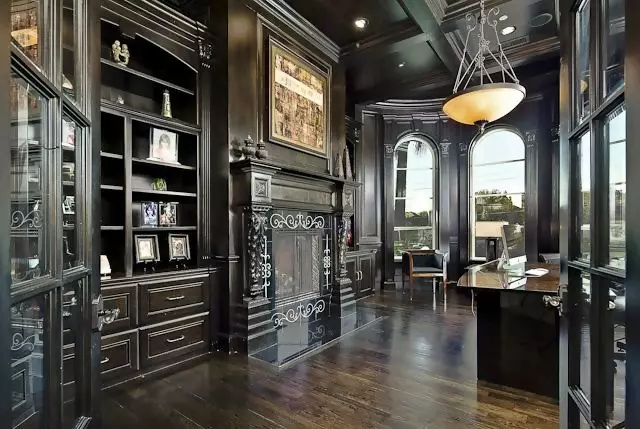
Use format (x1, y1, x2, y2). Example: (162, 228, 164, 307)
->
(269, 39, 328, 158)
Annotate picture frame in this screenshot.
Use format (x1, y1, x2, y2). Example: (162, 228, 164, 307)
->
(62, 119, 75, 149)
(140, 201, 158, 226)
(148, 127, 179, 164)
(269, 38, 329, 158)
(168, 234, 190, 261)
(158, 202, 177, 226)
(134, 234, 160, 263)
(62, 195, 75, 215)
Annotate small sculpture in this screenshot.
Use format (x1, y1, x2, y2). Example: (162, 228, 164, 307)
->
(344, 147, 353, 181)
(242, 135, 257, 159)
(161, 90, 172, 118)
(256, 139, 268, 159)
(111, 40, 130, 66)
(334, 151, 344, 178)
(116, 95, 124, 104)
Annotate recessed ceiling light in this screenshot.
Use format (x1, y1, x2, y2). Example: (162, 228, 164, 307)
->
(354, 17, 368, 29)
(501, 26, 516, 35)
(398, 62, 406, 68)
(529, 12, 553, 28)
(499, 14, 508, 21)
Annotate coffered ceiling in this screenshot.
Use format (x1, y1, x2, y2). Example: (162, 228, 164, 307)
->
(162, 0, 561, 104)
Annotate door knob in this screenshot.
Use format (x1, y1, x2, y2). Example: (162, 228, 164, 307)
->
(543, 295, 563, 315)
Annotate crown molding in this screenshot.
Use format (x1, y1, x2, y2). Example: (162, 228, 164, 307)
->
(246, 0, 340, 62)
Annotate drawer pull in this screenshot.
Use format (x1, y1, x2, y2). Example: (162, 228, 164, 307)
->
(165, 295, 185, 301)
(165, 335, 185, 344)
(101, 357, 110, 364)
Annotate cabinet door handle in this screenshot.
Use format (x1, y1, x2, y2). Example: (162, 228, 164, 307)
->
(165, 295, 185, 301)
(357, 271, 362, 281)
(166, 335, 185, 344)
(101, 357, 110, 365)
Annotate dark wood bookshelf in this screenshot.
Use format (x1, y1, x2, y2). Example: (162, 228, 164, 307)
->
(132, 157, 196, 171)
(101, 99, 200, 134)
(101, 225, 124, 231)
(101, 151, 123, 159)
(131, 189, 196, 198)
(101, 184, 124, 191)
(132, 226, 197, 232)
(100, 58, 195, 96)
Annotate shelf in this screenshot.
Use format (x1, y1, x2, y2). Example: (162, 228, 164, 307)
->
(101, 99, 200, 134)
(62, 145, 75, 152)
(132, 226, 197, 232)
(101, 225, 124, 231)
(132, 189, 196, 198)
(100, 58, 195, 96)
(63, 225, 76, 231)
(101, 151, 123, 160)
(63, 181, 75, 187)
(132, 157, 196, 171)
(101, 184, 124, 191)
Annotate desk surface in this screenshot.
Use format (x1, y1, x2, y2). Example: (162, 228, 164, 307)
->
(457, 260, 560, 293)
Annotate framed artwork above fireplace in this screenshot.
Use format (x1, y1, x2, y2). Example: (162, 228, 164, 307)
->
(268, 38, 329, 158)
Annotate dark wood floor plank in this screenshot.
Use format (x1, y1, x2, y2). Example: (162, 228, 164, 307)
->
(101, 287, 559, 429)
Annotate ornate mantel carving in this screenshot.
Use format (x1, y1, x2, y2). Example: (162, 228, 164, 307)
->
(245, 205, 270, 299)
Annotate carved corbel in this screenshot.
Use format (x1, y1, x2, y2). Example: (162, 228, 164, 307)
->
(245, 205, 270, 299)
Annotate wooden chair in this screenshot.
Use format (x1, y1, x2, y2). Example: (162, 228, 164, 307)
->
(401, 249, 448, 301)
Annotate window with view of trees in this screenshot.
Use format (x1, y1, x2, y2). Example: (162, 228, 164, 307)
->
(393, 138, 437, 260)
(470, 128, 525, 260)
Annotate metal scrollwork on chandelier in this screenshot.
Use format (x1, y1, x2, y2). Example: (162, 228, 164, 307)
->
(443, 0, 526, 131)
(271, 300, 326, 327)
(269, 213, 325, 230)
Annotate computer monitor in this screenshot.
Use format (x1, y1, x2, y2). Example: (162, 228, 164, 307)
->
(498, 224, 526, 270)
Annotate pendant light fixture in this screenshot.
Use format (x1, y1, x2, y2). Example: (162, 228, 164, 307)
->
(442, 0, 526, 132)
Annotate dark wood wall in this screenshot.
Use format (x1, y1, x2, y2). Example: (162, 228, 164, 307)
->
(359, 72, 561, 283)
(208, 0, 343, 349)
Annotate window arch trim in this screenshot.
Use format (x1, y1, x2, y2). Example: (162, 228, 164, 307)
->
(393, 132, 440, 259)
(468, 125, 526, 261)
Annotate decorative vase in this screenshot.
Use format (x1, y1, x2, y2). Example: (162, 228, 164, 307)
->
(344, 147, 353, 181)
(242, 135, 257, 159)
(256, 139, 268, 159)
(161, 90, 172, 118)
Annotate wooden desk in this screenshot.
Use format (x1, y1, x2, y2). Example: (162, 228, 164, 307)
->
(458, 260, 560, 399)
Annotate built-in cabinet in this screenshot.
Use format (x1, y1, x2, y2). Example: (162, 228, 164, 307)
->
(346, 250, 376, 299)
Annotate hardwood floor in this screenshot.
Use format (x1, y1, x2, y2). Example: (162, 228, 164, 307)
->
(101, 285, 559, 428)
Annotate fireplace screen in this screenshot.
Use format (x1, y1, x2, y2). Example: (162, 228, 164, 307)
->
(268, 211, 332, 302)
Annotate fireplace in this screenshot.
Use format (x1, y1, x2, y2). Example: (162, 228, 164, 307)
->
(267, 210, 332, 305)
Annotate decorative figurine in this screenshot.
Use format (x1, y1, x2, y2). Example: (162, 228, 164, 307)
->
(116, 95, 124, 104)
(111, 40, 130, 66)
(344, 147, 353, 181)
(334, 152, 344, 178)
(256, 139, 268, 159)
(161, 89, 172, 118)
(242, 135, 257, 159)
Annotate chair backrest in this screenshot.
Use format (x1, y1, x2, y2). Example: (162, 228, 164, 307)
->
(405, 250, 444, 270)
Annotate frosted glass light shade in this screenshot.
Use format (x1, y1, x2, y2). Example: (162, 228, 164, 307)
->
(443, 83, 526, 126)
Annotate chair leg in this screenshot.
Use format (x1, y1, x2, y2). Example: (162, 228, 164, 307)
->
(409, 274, 413, 301)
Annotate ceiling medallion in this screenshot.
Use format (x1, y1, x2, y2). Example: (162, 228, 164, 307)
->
(443, 0, 526, 132)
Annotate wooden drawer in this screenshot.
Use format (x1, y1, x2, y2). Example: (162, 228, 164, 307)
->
(101, 330, 139, 381)
(62, 330, 139, 388)
(103, 283, 138, 333)
(139, 313, 209, 369)
(139, 274, 209, 325)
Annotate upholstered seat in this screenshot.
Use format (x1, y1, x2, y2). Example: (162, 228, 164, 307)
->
(401, 250, 448, 301)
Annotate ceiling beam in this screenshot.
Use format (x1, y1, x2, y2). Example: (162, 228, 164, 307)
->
(341, 20, 427, 66)
(394, 0, 460, 74)
(349, 68, 452, 104)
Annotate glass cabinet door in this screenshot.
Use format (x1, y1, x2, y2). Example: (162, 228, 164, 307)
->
(10, 0, 45, 68)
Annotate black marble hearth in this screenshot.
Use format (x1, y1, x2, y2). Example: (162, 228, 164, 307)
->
(250, 302, 384, 367)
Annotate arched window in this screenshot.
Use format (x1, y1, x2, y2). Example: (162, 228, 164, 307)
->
(393, 137, 437, 260)
(470, 128, 525, 260)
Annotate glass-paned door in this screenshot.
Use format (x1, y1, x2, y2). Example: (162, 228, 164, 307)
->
(2, 0, 100, 428)
(559, 0, 632, 427)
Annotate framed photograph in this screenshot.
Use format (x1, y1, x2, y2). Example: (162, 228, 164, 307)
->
(158, 202, 177, 226)
(269, 39, 329, 158)
(62, 195, 75, 215)
(134, 234, 160, 263)
(168, 234, 190, 261)
(62, 119, 75, 149)
(62, 162, 75, 182)
(148, 128, 179, 164)
(141, 201, 158, 226)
